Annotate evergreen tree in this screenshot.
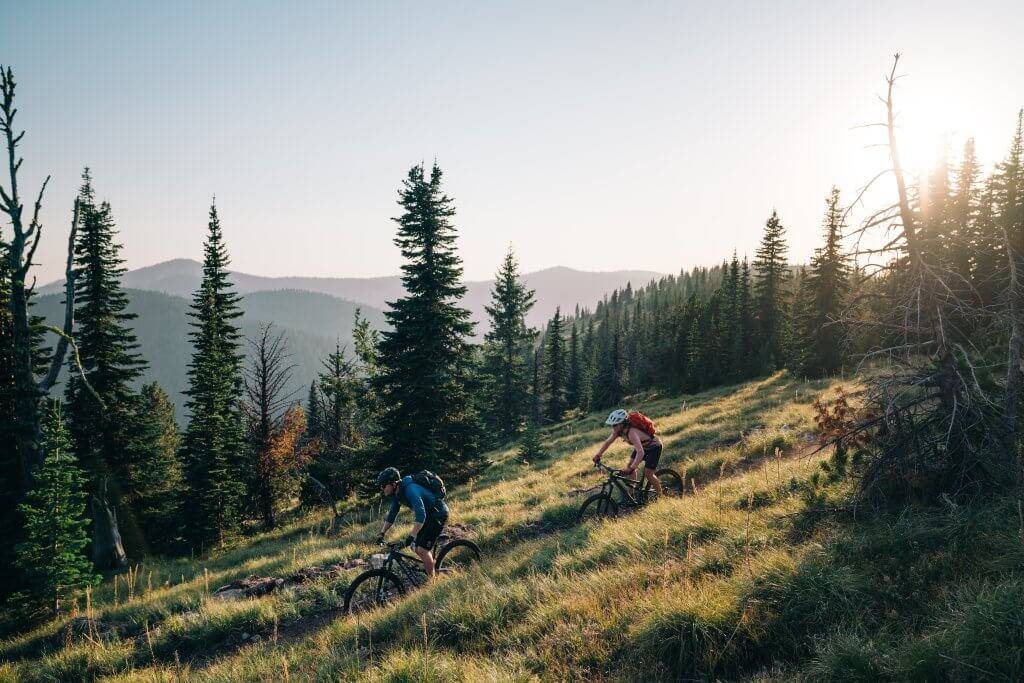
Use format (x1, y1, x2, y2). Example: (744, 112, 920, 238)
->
(374, 164, 483, 481)
(63, 170, 147, 564)
(580, 318, 595, 412)
(543, 308, 568, 422)
(950, 138, 983, 318)
(305, 381, 322, 444)
(516, 421, 547, 462)
(995, 111, 1024, 267)
(686, 301, 710, 390)
(724, 254, 742, 379)
(738, 258, 754, 377)
(482, 247, 535, 441)
(311, 342, 362, 501)
(594, 308, 624, 407)
(352, 308, 380, 375)
(753, 210, 790, 370)
(0, 237, 19, 597)
(796, 188, 852, 377)
(567, 323, 582, 411)
(180, 202, 246, 550)
(10, 401, 97, 623)
(530, 347, 542, 425)
(123, 383, 182, 553)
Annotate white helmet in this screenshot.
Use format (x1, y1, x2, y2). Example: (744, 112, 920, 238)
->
(605, 409, 628, 426)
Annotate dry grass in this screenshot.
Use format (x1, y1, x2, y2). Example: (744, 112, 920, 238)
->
(4, 372, 1022, 681)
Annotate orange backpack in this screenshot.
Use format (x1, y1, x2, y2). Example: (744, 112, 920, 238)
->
(626, 411, 656, 437)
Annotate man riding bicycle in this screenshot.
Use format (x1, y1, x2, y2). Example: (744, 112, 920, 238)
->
(592, 409, 664, 498)
(375, 467, 449, 580)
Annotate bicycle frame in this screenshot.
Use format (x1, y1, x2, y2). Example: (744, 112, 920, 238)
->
(595, 463, 648, 508)
(377, 545, 427, 587)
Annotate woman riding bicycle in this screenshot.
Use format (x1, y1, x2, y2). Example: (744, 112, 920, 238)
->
(592, 409, 664, 497)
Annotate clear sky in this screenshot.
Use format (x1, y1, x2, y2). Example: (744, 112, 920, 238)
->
(6, 1, 1024, 285)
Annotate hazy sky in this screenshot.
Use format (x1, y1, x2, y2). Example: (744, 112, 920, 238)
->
(6, 1, 1024, 285)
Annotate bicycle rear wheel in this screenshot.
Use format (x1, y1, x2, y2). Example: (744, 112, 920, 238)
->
(436, 539, 481, 573)
(343, 569, 404, 615)
(578, 493, 619, 522)
(652, 468, 684, 497)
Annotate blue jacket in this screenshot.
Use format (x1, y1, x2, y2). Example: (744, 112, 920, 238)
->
(385, 475, 448, 524)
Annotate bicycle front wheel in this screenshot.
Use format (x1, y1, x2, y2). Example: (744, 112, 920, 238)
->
(343, 569, 404, 615)
(578, 493, 619, 522)
(436, 539, 481, 573)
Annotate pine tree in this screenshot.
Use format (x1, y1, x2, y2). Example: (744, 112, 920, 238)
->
(951, 138, 982, 295)
(995, 111, 1024, 263)
(724, 254, 742, 379)
(482, 247, 535, 441)
(352, 308, 380, 375)
(311, 342, 362, 501)
(374, 164, 484, 481)
(686, 301, 710, 390)
(516, 421, 547, 462)
(796, 188, 851, 377)
(580, 318, 595, 412)
(567, 323, 582, 411)
(543, 308, 568, 422)
(180, 201, 246, 551)
(594, 308, 624, 407)
(64, 169, 147, 565)
(530, 347, 542, 425)
(305, 381, 322, 444)
(753, 210, 790, 370)
(997, 110, 1024, 426)
(738, 258, 754, 377)
(10, 401, 97, 623)
(123, 383, 182, 553)
(0, 237, 19, 598)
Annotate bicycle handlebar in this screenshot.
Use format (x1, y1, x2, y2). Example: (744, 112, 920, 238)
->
(595, 461, 631, 477)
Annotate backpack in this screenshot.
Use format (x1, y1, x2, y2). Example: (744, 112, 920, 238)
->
(411, 470, 447, 499)
(626, 411, 656, 438)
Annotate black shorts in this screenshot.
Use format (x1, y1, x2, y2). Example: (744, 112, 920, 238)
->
(642, 442, 663, 470)
(414, 511, 448, 551)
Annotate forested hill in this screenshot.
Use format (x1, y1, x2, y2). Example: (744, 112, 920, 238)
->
(39, 259, 665, 332)
(33, 288, 386, 419)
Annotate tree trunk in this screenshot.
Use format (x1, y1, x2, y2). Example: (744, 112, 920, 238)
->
(91, 483, 127, 569)
(1004, 230, 1024, 470)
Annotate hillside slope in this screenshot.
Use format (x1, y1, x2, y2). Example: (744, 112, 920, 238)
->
(33, 289, 386, 417)
(3, 374, 1022, 681)
(39, 259, 664, 331)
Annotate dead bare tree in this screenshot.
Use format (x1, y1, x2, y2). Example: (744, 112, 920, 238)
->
(0, 66, 96, 491)
(838, 55, 1007, 501)
(242, 322, 298, 529)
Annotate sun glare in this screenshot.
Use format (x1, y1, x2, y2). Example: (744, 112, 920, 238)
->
(892, 91, 1006, 179)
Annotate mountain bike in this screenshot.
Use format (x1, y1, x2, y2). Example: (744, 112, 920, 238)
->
(343, 537, 481, 614)
(577, 461, 683, 522)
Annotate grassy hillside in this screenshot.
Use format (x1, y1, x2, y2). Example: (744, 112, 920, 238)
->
(3, 373, 1023, 681)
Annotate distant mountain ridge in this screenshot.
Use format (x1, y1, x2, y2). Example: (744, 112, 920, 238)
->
(40, 259, 665, 330)
(34, 288, 387, 420)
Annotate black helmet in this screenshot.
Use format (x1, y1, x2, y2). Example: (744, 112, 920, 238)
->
(376, 467, 401, 488)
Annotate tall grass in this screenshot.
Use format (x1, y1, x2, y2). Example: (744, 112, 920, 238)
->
(6, 373, 1024, 681)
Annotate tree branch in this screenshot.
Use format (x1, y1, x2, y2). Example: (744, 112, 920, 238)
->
(39, 197, 80, 392)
